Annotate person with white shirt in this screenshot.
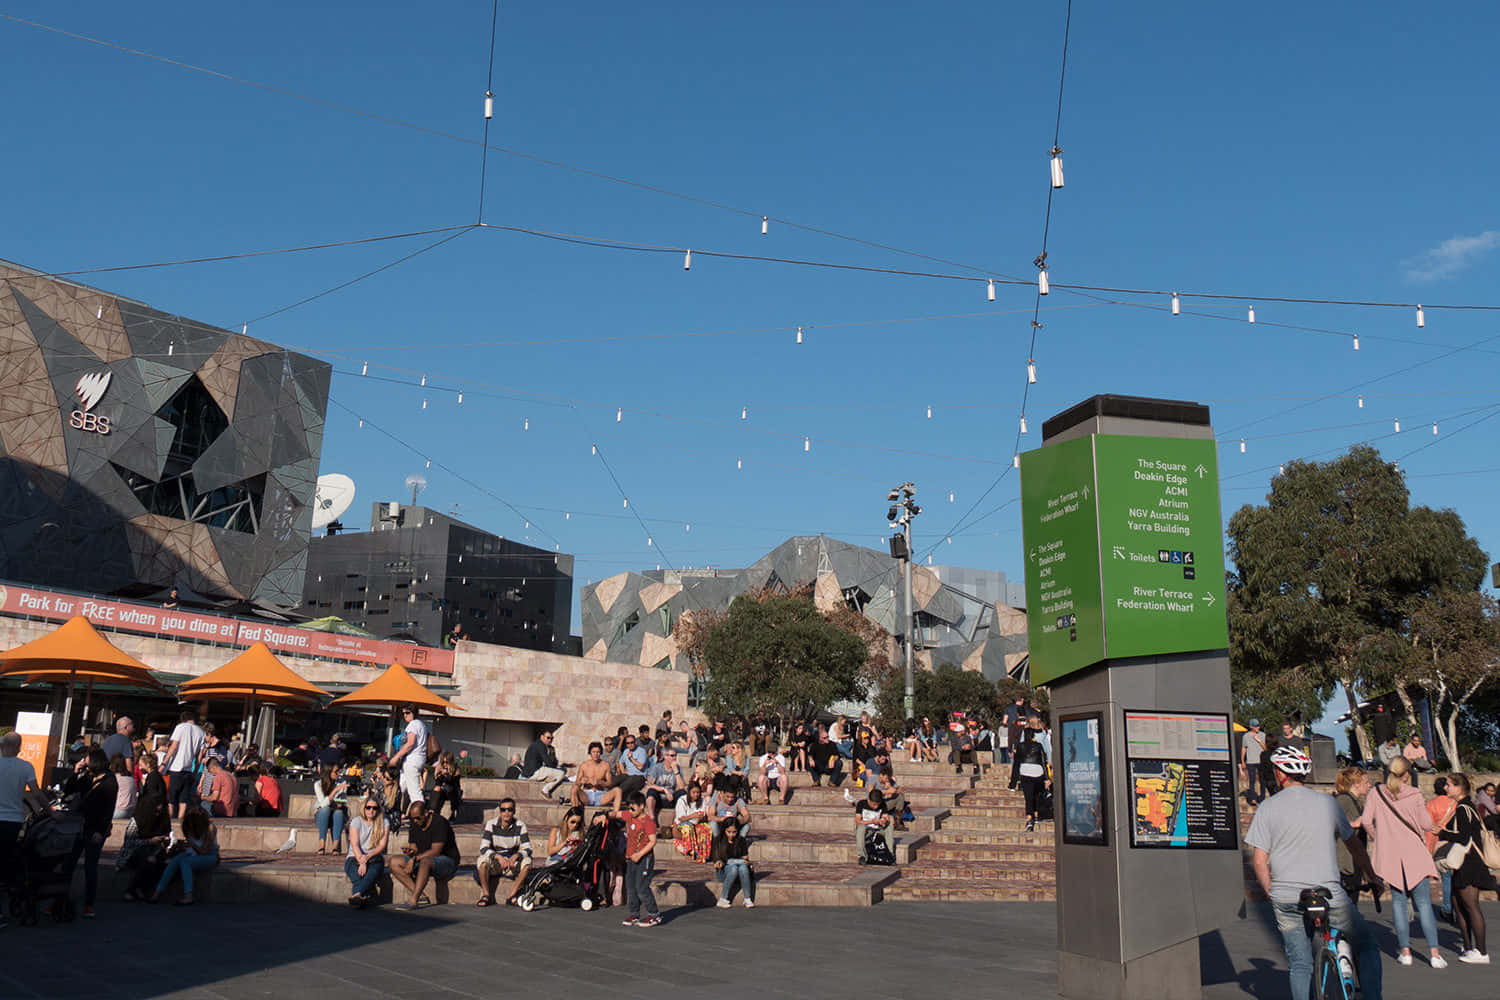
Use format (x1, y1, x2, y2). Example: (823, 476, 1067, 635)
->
(388, 704, 429, 808)
(161, 710, 206, 818)
(1, 730, 40, 927)
(756, 749, 790, 805)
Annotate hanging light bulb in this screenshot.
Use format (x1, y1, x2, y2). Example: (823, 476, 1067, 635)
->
(1038, 269, 1049, 295)
(685, 523, 690, 532)
(1358, 395, 1364, 409)
(647, 536, 653, 547)
(1020, 414, 1028, 434)
(241, 324, 248, 335)
(1247, 305, 1256, 324)
(524, 520, 529, 529)
(1012, 454, 1020, 468)
(945, 535, 952, 545)
(616, 407, 622, 422)
(1416, 305, 1425, 328)
(361, 362, 368, 376)
(927, 555, 933, 565)
(457, 391, 463, 404)
(1393, 418, 1401, 433)
(683, 249, 692, 270)
(1279, 464, 1285, 475)
(761, 216, 768, 235)
(1171, 293, 1180, 315)
(1432, 422, 1439, 435)
(1050, 146, 1064, 189)
(357, 418, 364, 429)
(796, 326, 803, 344)
(484, 90, 494, 119)
(736, 458, 742, 469)
(167, 343, 174, 357)
(590, 444, 596, 456)
(421, 399, 428, 410)
(565, 512, 570, 520)
(622, 497, 629, 508)
(425, 459, 431, 469)
(420, 374, 427, 387)
(1352, 335, 1360, 351)
(948, 490, 955, 503)
(741, 406, 748, 420)
(1239, 439, 1246, 453)
(523, 418, 529, 430)
(804, 437, 811, 452)
(987, 279, 996, 302)
(926, 405, 933, 419)
(1027, 360, 1037, 384)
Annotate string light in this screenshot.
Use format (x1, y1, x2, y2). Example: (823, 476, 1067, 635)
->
(795, 326, 803, 344)
(420, 374, 427, 387)
(741, 406, 747, 420)
(1279, 464, 1285, 475)
(1012, 454, 1020, 468)
(622, 497, 629, 508)
(1049, 146, 1064, 189)
(1358, 396, 1364, 409)
(421, 398, 427, 410)
(803, 436, 811, 452)
(647, 535, 653, 546)
(425, 458, 431, 468)
(1393, 418, 1401, 432)
(1020, 415, 1028, 434)
(484, 90, 494, 120)
(987, 280, 996, 302)
(1027, 360, 1037, 384)
(1038, 269, 1049, 296)
(683, 249, 692, 270)
(241, 324, 247, 335)
(523, 418, 529, 430)
(1432, 422, 1439, 435)
(358, 418, 364, 429)
(591, 444, 596, 455)
(565, 512, 570, 520)
(736, 458, 742, 469)
(1171, 293, 1180, 316)
(761, 216, 768, 235)
(1248, 305, 1256, 324)
(1416, 305, 1425, 328)
(616, 407, 622, 422)
(948, 490, 954, 502)
(685, 523, 690, 532)
(1352, 335, 1359, 351)
(168, 343, 174, 356)
(361, 362, 368, 376)
(1240, 439, 1246, 453)
(945, 535, 952, 545)
(926, 405, 933, 419)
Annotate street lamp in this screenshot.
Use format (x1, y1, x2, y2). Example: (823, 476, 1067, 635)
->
(886, 482, 920, 721)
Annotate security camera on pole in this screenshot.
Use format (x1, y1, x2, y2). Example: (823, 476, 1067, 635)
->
(886, 483, 920, 721)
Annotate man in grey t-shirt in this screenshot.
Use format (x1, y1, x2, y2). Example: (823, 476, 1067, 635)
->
(1239, 719, 1267, 804)
(1245, 746, 1383, 1000)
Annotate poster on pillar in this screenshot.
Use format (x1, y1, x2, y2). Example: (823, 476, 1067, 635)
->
(1124, 710, 1238, 850)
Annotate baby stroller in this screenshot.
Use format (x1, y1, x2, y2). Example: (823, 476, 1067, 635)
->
(513, 817, 610, 912)
(8, 794, 84, 925)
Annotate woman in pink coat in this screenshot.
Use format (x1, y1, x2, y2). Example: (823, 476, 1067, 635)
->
(1361, 756, 1445, 968)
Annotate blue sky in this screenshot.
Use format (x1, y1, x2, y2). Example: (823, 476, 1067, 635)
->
(4, 2, 1498, 656)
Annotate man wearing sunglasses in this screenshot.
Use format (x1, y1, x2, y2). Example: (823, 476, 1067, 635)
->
(390, 800, 459, 910)
(475, 797, 532, 907)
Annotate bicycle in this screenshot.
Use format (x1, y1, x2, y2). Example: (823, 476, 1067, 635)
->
(1298, 887, 1358, 1000)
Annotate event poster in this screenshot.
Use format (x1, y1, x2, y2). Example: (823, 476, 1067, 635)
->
(1124, 711, 1238, 850)
(1061, 713, 1106, 845)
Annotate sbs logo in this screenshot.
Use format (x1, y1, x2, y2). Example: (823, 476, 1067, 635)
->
(70, 370, 113, 434)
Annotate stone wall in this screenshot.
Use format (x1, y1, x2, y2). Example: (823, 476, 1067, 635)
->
(0, 614, 686, 768)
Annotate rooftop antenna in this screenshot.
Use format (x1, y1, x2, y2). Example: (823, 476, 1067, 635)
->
(405, 473, 427, 509)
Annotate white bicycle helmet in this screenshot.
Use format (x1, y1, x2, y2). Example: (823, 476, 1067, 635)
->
(1270, 745, 1312, 775)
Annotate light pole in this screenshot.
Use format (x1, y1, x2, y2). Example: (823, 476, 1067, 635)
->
(887, 483, 921, 722)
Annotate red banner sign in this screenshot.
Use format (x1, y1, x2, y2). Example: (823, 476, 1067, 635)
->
(0, 582, 454, 675)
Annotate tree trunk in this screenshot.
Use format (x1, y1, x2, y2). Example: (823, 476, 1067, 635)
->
(1394, 684, 1422, 740)
(1342, 680, 1374, 761)
(1436, 707, 1464, 772)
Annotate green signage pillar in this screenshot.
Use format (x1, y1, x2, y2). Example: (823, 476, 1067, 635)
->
(1020, 396, 1242, 1000)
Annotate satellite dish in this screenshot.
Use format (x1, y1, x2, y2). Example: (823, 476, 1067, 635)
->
(312, 473, 356, 529)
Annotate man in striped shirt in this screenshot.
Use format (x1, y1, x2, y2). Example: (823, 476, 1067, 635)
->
(476, 797, 532, 906)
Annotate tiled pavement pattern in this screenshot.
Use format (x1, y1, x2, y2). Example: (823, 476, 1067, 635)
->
(4, 898, 1498, 1000)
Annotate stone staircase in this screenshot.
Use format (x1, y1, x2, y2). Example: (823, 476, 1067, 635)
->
(883, 768, 1057, 902)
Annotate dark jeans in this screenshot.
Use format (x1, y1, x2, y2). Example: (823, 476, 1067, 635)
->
(345, 854, 386, 897)
(64, 832, 106, 906)
(1019, 777, 1046, 818)
(1272, 899, 1382, 1000)
(809, 758, 845, 786)
(0, 820, 20, 885)
(168, 771, 200, 812)
(429, 787, 463, 820)
(1245, 763, 1264, 803)
(626, 855, 658, 917)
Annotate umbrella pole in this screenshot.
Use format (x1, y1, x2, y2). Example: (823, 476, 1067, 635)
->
(57, 673, 76, 767)
(80, 678, 95, 744)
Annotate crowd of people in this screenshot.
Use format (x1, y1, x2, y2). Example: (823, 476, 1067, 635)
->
(1248, 734, 1500, 1000)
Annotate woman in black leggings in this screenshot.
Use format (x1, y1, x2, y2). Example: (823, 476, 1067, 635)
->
(1436, 772, 1495, 964)
(1009, 720, 1050, 833)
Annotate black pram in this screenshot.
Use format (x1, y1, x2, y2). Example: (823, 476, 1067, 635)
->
(513, 817, 610, 912)
(7, 793, 84, 925)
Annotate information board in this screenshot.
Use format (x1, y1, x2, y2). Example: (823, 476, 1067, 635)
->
(1018, 436, 1105, 684)
(1093, 436, 1229, 659)
(1123, 710, 1238, 850)
(1020, 434, 1228, 685)
(1060, 712, 1107, 846)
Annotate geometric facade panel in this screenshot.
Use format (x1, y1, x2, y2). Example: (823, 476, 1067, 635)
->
(0, 259, 331, 608)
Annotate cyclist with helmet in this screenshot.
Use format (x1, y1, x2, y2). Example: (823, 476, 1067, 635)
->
(1245, 745, 1385, 1000)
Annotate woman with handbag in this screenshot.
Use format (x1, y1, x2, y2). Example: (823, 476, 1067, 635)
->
(1425, 776, 1458, 920)
(1359, 756, 1445, 968)
(1437, 772, 1497, 964)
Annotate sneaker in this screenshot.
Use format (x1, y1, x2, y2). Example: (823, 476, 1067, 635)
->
(82, 906, 96, 919)
(1430, 954, 1448, 969)
(716, 898, 732, 909)
(1397, 954, 1413, 967)
(1459, 951, 1490, 965)
(743, 898, 755, 908)
(620, 915, 639, 926)
(842, 788, 856, 803)
(638, 915, 662, 928)
(1025, 818, 1035, 833)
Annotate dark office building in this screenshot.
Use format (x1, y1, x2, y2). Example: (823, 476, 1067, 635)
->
(303, 503, 573, 652)
(0, 260, 330, 608)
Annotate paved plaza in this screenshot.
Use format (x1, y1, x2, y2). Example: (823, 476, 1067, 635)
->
(2, 899, 1494, 999)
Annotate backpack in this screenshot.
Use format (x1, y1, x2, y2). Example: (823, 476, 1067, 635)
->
(863, 829, 896, 866)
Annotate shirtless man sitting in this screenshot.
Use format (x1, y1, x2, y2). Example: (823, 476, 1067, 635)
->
(571, 741, 623, 811)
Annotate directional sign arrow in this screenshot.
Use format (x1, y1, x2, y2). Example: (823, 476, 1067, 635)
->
(1029, 548, 1037, 563)
(1112, 546, 1125, 560)
(1202, 593, 1217, 606)
(1194, 463, 1208, 479)
(1081, 484, 1091, 499)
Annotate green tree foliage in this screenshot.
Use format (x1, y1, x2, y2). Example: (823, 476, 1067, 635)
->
(1226, 445, 1489, 759)
(700, 592, 867, 723)
(1404, 590, 1500, 770)
(871, 662, 1047, 730)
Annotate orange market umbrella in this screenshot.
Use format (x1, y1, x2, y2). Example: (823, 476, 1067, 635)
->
(327, 662, 461, 755)
(0, 616, 167, 763)
(179, 642, 332, 739)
